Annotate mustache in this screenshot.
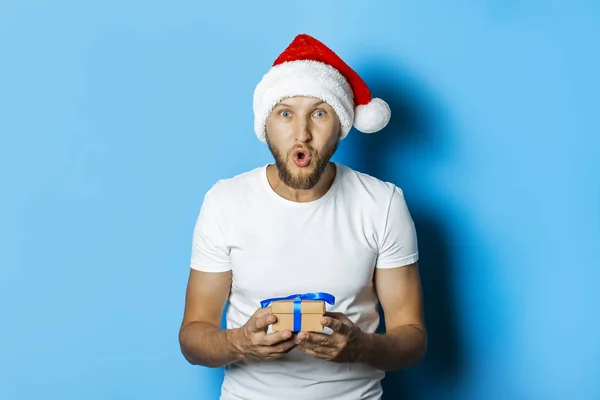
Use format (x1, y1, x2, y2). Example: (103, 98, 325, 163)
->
(289, 145, 316, 154)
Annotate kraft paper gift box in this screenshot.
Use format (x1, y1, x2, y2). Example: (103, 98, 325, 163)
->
(260, 292, 336, 333)
(271, 300, 326, 333)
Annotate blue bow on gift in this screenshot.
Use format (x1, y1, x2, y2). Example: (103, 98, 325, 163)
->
(260, 292, 335, 332)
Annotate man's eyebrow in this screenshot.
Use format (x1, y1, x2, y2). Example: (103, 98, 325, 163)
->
(274, 100, 326, 108)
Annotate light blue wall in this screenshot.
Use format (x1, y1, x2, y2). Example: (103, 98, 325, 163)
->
(1, 1, 598, 399)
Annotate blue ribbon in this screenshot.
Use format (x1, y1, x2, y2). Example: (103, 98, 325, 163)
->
(260, 292, 335, 332)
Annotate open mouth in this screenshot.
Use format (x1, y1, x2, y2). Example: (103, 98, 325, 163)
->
(292, 148, 312, 167)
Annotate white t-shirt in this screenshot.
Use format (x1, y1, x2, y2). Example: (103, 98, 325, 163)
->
(190, 161, 419, 400)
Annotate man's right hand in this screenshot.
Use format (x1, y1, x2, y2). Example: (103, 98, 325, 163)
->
(231, 307, 297, 361)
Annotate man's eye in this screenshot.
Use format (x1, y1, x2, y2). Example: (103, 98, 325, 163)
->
(281, 111, 291, 117)
(315, 111, 326, 117)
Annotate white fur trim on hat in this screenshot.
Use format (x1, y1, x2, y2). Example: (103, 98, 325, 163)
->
(253, 60, 355, 143)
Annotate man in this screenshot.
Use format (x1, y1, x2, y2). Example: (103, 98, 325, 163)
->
(179, 34, 427, 400)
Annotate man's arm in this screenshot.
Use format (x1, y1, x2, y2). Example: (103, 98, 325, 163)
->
(178, 268, 297, 368)
(358, 262, 427, 370)
(178, 268, 244, 368)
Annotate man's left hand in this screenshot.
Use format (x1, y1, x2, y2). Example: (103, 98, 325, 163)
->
(294, 311, 365, 363)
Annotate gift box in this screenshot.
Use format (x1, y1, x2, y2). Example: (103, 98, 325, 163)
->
(260, 292, 335, 333)
(271, 300, 325, 332)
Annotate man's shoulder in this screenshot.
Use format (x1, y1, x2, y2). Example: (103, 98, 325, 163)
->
(337, 162, 398, 199)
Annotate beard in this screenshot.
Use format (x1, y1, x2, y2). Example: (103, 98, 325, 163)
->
(265, 135, 339, 191)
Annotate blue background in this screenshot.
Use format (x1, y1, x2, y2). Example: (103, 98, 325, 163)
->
(1, 1, 599, 399)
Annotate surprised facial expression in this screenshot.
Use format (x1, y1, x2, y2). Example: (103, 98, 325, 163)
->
(265, 96, 341, 190)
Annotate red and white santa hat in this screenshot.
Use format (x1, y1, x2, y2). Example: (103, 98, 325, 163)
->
(253, 34, 391, 143)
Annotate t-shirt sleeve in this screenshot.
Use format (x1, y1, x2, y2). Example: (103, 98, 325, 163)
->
(189, 188, 232, 272)
(375, 185, 419, 269)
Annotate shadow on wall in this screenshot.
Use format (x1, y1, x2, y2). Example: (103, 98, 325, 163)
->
(343, 58, 466, 399)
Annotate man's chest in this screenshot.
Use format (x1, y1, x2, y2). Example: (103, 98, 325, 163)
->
(225, 207, 380, 303)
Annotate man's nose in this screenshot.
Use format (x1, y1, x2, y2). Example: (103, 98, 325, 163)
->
(294, 117, 312, 142)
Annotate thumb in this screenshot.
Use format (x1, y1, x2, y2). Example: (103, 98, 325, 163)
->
(252, 307, 275, 332)
(254, 306, 272, 317)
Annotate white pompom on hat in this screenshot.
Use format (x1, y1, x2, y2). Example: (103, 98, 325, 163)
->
(253, 34, 391, 143)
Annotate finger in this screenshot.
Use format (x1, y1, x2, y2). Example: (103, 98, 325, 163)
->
(253, 306, 272, 318)
(252, 312, 276, 332)
(261, 329, 294, 346)
(257, 339, 297, 358)
(297, 332, 336, 347)
(296, 344, 333, 360)
(320, 316, 348, 334)
(274, 338, 298, 353)
(324, 311, 352, 324)
(250, 306, 272, 329)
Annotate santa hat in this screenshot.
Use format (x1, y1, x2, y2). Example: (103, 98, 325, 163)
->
(253, 34, 391, 143)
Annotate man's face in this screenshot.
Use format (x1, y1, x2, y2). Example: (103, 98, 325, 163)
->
(265, 96, 341, 190)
